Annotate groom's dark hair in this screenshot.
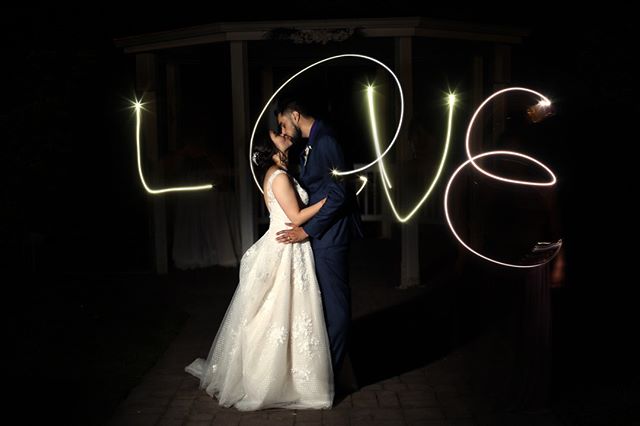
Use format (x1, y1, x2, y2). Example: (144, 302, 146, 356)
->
(274, 98, 311, 117)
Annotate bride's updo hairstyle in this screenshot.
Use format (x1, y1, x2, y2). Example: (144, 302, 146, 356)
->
(252, 138, 278, 179)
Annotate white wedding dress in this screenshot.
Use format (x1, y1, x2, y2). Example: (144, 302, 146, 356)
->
(185, 169, 334, 410)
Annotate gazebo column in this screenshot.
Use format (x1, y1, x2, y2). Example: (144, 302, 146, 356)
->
(230, 41, 256, 254)
(492, 44, 511, 144)
(395, 36, 420, 289)
(375, 65, 393, 239)
(165, 61, 180, 152)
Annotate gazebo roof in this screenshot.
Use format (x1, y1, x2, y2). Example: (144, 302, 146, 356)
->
(114, 16, 527, 53)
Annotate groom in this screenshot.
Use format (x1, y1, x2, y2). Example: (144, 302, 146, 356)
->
(274, 98, 363, 386)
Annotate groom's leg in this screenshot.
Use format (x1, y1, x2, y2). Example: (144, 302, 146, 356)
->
(313, 245, 350, 372)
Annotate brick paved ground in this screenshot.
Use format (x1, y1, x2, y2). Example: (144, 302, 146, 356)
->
(108, 237, 563, 426)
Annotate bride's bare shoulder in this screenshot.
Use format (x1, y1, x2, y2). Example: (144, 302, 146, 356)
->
(262, 165, 286, 188)
(266, 164, 282, 177)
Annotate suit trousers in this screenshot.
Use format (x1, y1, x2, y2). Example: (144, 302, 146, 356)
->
(312, 244, 351, 374)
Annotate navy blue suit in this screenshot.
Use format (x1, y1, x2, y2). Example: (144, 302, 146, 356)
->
(297, 120, 363, 373)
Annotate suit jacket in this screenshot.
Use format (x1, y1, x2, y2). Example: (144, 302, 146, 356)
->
(297, 120, 364, 249)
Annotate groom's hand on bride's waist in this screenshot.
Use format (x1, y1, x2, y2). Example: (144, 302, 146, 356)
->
(276, 223, 309, 244)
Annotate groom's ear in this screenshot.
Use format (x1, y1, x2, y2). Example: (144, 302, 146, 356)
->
(291, 110, 300, 124)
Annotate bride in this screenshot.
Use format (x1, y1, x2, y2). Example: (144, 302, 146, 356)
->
(185, 130, 334, 410)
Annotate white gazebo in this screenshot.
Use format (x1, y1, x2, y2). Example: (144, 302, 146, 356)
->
(115, 17, 526, 285)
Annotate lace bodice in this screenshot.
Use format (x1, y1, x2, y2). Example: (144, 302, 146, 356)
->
(265, 169, 308, 225)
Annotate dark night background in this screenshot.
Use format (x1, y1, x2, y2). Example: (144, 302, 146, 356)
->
(2, 4, 637, 425)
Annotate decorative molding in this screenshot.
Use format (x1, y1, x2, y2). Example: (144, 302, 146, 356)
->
(114, 17, 528, 53)
(267, 27, 357, 44)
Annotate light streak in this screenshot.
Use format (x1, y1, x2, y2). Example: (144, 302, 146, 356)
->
(465, 87, 556, 186)
(132, 99, 213, 194)
(249, 54, 404, 194)
(356, 176, 368, 196)
(367, 87, 456, 222)
(443, 151, 562, 268)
